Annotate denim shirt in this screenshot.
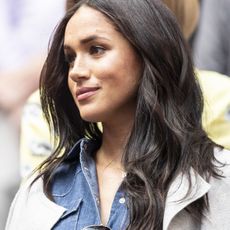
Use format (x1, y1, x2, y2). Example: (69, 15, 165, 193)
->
(6, 141, 230, 230)
(51, 138, 128, 230)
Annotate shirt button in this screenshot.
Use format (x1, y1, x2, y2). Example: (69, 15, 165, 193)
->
(119, 197, 125, 204)
(96, 197, 100, 204)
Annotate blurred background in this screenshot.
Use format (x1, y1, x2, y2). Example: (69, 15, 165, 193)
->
(1, 0, 230, 229)
(0, 0, 65, 228)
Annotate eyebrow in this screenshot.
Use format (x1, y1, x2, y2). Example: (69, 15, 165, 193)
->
(64, 35, 111, 50)
(80, 35, 110, 44)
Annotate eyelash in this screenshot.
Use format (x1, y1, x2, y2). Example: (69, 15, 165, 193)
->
(89, 45, 106, 56)
(64, 45, 106, 67)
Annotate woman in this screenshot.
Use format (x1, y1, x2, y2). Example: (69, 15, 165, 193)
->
(6, 0, 230, 229)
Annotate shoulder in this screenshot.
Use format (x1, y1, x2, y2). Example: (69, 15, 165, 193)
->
(214, 147, 230, 177)
(201, 148, 230, 228)
(5, 175, 66, 230)
(208, 147, 230, 203)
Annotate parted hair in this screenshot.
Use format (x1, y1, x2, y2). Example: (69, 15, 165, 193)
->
(38, 0, 220, 229)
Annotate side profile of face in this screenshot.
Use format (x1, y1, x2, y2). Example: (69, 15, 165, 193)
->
(64, 5, 143, 123)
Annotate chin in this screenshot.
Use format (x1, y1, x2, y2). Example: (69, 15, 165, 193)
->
(78, 104, 108, 122)
(79, 111, 102, 123)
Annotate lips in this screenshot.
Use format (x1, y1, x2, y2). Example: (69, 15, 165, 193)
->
(76, 86, 100, 101)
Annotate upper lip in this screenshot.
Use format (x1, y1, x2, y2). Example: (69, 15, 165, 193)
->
(76, 86, 100, 96)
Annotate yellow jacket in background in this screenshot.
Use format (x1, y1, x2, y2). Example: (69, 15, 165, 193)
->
(20, 70, 230, 178)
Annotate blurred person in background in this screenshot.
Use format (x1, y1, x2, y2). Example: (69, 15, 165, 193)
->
(0, 0, 65, 228)
(193, 0, 230, 76)
(162, 0, 230, 149)
(19, 0, 74, 179)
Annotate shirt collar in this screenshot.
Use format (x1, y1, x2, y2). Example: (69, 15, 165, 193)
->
(65, 139, 211, 230)
(163, 168, 211, 230)
(65, 138, 100, 161)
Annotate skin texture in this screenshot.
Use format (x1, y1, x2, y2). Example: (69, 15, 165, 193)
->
(65, 6, 142, 124)
(64, 5, 143, 224)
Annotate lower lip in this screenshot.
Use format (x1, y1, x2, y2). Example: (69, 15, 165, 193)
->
(77, 90, 98, 101)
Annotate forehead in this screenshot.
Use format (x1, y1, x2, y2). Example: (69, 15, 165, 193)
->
(64, 5, 115, 42)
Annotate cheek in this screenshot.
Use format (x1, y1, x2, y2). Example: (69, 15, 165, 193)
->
(67, 77, 75, 98)
(95, 51, 142, 83)
(95, 63, 142, 102)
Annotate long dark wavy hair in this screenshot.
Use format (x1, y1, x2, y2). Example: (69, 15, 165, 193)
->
(38, 0, 220, 229)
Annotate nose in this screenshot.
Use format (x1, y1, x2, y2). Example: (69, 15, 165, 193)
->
(69, 56, 90, 83)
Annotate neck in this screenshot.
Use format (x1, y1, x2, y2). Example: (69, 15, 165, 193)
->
(96, 116, 134, 170)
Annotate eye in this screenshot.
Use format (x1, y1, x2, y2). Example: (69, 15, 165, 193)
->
(89, 45, 105, 56)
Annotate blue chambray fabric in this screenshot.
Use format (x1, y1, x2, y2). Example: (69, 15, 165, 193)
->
(51, 138, 128, 230)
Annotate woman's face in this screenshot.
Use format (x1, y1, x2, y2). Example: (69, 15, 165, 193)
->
(64, 5, 142, 123)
